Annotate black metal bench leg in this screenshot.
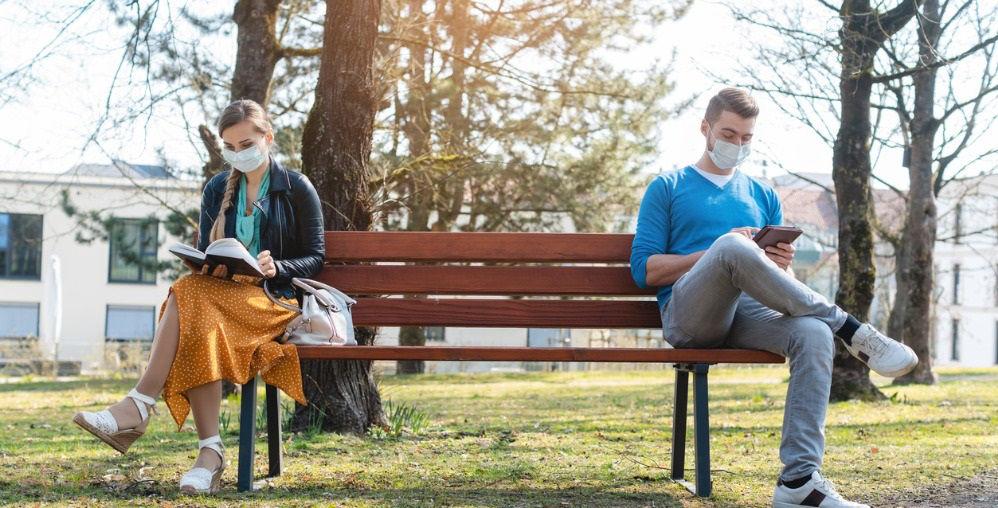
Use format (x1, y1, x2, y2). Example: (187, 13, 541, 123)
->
(671, 366, 689, 481)
(692, 363, 711, 497)
(237, 375, 258, 492)
(265, 384, 282, 478)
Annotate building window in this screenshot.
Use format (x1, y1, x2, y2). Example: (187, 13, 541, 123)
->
(424, 327, 445, 342)
(0, 302, 40, 338)
(105, 305, 156, 341)
(951, 319, 960, 361)
(0, 213, 43, 279)
(952, 264, 960, 305)
(108, 218, 158, 284)
(953, 203, 962, 244)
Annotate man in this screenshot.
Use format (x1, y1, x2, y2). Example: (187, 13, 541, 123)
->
(630, 88, 916, 508)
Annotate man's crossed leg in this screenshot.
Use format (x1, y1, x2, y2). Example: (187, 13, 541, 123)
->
(660, 233, 916, 508)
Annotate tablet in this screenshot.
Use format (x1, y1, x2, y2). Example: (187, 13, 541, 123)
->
(752, 225, 803, 249)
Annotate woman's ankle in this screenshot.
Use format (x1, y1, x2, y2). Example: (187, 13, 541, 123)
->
(193, 446, 222, 470)
(106, 397, 143, 429)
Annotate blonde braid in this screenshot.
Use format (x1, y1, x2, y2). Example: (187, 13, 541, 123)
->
(209, 169, 242, 242)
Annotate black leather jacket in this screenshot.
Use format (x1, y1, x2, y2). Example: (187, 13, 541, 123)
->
(198, 158, 325, 299)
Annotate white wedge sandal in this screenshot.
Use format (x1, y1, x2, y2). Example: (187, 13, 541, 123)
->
(72, 388, 157, 454)
(179, 435, 225, 495)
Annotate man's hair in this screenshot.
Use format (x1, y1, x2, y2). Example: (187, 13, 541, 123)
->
(705, 88, 759, 123)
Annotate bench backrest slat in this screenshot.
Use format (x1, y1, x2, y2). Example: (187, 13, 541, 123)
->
(325, 231, 633, 263)
(319, 231, 663, 334)
(324, 266, 657, 296)
(350, 298, 662, 328)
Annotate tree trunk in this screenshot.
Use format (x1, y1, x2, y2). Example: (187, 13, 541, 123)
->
(397, 326, 426, 374)
(297, 0, 385, 433)
(395, 0, 434, 374)
(895, 0, 940, 385)
(886, 231, 910, 342)
(230, 0, 282, 106)
(830, 0, 919, 401)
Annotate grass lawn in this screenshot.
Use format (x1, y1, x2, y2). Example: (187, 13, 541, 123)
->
(1, 365, 996, 507)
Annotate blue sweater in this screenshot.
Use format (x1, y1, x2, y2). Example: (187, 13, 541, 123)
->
(629, 166, 783, 308)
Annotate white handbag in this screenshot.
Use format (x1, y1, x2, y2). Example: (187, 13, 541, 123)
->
(265, 278, 357, 346)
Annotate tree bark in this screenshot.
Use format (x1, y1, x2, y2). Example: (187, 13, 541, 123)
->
(894, 0, 940, 385)
(396, 0, 434, 374)
(830, 0, 920, 401)
(297, 0, 385, 433)
(230, 0, 283, 106)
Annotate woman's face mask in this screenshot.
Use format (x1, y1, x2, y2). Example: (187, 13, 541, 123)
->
(706, 123, 751, 169)
(222, 141, 268, 173)
(220, 121, 272, 173)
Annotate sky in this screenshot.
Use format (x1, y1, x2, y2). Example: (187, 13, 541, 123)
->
(0, 1, 992, 190)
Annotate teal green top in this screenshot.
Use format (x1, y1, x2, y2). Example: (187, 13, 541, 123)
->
(235, 169, 271, 257)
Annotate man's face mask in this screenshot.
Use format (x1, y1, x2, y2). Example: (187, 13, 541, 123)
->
(706, 123, 751, 169)
(222, 139, 268, 173)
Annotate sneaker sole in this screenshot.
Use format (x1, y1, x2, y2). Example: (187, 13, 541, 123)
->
(774, 501, 808, 508)
(875, 362, 917, 378)
(846, 345, 918, 378)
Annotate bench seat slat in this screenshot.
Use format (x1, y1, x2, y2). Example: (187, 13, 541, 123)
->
(322, 265, 657, 296)
(325, 231, 633, 263)
(350, 298, 662, 328)
(295, 345, 784, 363)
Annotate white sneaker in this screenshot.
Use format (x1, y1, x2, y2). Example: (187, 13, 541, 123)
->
(844, 324, 917, 377)
(773, 471, 869, 508)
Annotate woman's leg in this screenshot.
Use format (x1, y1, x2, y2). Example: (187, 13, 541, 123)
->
(187, 380, 223, 470)
(106, 292, 181, 429)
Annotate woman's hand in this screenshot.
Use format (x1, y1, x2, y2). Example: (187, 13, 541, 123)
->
(201, 263, 231, 279)
(257, 250, 277, 278)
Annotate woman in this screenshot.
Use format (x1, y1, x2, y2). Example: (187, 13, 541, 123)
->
(73, 99, 324, 494)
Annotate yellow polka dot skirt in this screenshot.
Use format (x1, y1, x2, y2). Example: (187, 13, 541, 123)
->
(160, 274, 307, 429)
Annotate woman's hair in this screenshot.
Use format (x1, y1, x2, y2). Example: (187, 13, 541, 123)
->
(209, 99, 274, 242)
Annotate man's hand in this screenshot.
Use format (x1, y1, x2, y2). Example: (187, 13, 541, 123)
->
(765, 242, 795, 271)
(729, 226, 760, 240)
(257, 250, 277, 279)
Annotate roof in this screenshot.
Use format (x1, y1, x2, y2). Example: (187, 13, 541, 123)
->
(769, 172, 907, 234)
(64, 160, 172, 179)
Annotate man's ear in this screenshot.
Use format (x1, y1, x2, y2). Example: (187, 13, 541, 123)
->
(700, 119, 709, 137)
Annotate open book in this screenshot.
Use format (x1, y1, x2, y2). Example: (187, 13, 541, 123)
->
(169, 238, 265, 278)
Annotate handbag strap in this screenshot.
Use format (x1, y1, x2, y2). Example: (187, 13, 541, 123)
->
(263, 279, 302, 313)
(293, 279, 340, 311)
(292, 278, 357, 307)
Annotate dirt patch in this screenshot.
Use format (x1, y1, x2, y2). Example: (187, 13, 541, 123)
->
(878, 470, 998, 507)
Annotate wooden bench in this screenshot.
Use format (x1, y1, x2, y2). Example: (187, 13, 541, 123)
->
(236, 232, 784, 497)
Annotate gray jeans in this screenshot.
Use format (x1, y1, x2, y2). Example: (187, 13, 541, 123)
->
(660, 232, 848, 480)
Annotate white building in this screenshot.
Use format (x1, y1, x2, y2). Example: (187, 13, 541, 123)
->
(932, 174, 998, 367)
(0, 163, 200, 372)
